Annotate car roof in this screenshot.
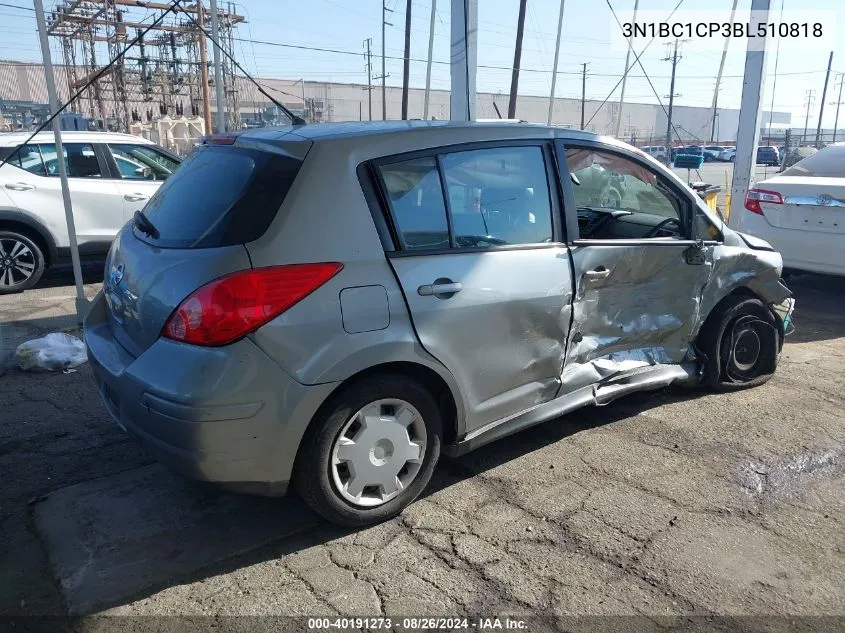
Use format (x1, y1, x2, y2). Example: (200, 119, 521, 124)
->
(236, 120, 602, 144)
(0, 131, 154, 147)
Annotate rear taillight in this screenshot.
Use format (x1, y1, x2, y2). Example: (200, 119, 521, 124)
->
(744, 188, 783, 215)
(163, 263, 343, 346)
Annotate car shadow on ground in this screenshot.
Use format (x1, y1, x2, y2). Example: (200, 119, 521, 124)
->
(48, 385, 701, 615)
(35, 259, 105, 289)
(780, 272, 845, 344)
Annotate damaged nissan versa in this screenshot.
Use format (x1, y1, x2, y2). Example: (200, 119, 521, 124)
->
(84, 122, 794, 526)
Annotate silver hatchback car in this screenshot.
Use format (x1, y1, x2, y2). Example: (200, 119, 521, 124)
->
(85, 122, 793, 526)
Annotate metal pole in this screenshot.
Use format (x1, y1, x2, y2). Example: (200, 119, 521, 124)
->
(711, 0, 738, 142)
(34, 0, 87, 320)
(401, 0, 412, 119)
(209, 0, 226, 133)
(803, 90, 815, 142)
(580, 62, 587, 130)
(366, 38, 373, 121)
(546, 0, 565, 126)
(450, 0, 477, 121)
(507, 0, 527, 119)
(423, 0, 436, 119)
(832, 74, 843, 143)
(196, 0, 212, 133)
(728, 0, 770, 229)
(815, 51, 833, 148)
(382, 0, 390, 120)
(615, 0, 638, 137)
(301, 79, 307, 122)
(664, 40, 679, 164)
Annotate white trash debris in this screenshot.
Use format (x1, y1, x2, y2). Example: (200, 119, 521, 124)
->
(15, 333, 88, 372)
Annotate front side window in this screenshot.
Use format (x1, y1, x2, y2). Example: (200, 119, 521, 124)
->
(378, 145, 555, 252)
(108, 144, 179, 181)
(566, 147, 687, 240)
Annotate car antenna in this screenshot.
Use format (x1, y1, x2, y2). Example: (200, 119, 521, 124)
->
(0, 0, 189, 172)
(177, 9, 306, 126)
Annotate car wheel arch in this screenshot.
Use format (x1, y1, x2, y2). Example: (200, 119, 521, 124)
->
(298, 361, 462, 458)
(696, 286, 783, 349)
(0, 211, 59, 265)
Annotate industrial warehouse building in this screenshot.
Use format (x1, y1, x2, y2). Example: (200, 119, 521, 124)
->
(1, 60, 790, 143)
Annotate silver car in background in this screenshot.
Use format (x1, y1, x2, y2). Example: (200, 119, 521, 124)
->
(85, 122, 793, 526)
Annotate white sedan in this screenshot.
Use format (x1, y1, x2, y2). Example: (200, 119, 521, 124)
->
(738, 143, 845, 276)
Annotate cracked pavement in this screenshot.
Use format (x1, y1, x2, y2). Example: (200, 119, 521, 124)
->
(0, 268, 843, 623)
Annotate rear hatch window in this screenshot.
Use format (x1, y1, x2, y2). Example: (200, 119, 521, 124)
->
(137, 144, 305, 248)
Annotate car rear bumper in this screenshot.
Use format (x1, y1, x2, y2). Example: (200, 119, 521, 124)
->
(84, 292, 340, 496)
(736, 213, 845, 277)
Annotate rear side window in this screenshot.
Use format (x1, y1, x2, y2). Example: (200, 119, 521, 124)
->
(137, 145, 303, 248)
(781, 144, 845, 178)
(378, 145, 555, 251)
(379, 158, 450, 250)
(6, 143, 104, 178)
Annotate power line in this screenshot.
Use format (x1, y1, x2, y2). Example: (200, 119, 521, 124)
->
(228, 35, 827, 81)
(0, 1, 33, 11)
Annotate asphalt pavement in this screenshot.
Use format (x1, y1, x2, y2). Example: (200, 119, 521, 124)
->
(1, 261, 843, 627)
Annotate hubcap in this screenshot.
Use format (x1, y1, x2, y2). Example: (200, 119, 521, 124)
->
(330, 398, 427, 508)
(0, 238, 36, 288)
(732, 326, 762, 372)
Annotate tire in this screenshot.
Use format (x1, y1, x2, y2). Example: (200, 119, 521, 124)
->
(294, 375, 442, 527)
(0, 230, 45, 294)
(697, 295, 780, 392)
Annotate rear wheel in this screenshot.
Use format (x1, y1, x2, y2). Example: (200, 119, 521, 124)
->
(294, 375, 442, 526)
(697, 295, 780, 391)
(0, 231, 44, 294)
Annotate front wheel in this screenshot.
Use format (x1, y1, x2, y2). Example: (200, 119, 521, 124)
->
(294, 375, 442, 526)
(697, 296, 781, 391)
(0, 231, 45, 294)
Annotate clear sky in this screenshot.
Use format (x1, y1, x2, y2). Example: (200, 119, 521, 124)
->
(1, 0, 844, 129)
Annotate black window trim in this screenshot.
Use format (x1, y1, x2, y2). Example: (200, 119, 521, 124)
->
(365, 139, 566, 257)
(556, 139, 703, 245)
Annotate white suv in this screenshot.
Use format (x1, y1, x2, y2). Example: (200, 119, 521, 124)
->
(0, 131, 180, 293)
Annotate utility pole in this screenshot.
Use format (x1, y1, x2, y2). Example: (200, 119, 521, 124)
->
(423, 0, 436, 119)
(34, 0, 86, 320)
(711, 0, 738, 142)
(196, 0, 212, 133)
(580, 62, 588, 130)
(508, 0, 528, 119)
(615, 0, 639, 137)
(803, 90, 816, 143)
(815, 51, 834, 148)
(380, 0, 393, 120)
(546, 0, 565, 125)
(663, 39, 684, 163)
(832, 73, 844, 143)
(450, 0, 477, 121)
(364, 38, 373, 121)
(401, 0, 412, 120)
(209, 0, 226, 133)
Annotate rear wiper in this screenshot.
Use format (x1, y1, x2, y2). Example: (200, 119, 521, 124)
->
(133, 210, 160, 240)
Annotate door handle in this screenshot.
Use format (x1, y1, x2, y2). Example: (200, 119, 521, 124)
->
(123, 193, 149, 202)
(584, 266, 611, 280)
(5, 183, 35, 191)
(418, 279, 463, 298)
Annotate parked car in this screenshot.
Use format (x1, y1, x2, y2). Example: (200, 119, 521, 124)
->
(704, 146, 725, 161)
(740, 142, 844, 276)
(639, 145, 667, 161)
(719, 147, 736, 162)
(0, 131, 180, 293)
(756, 145, 780, 166)
(85, 122, 793, 526)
